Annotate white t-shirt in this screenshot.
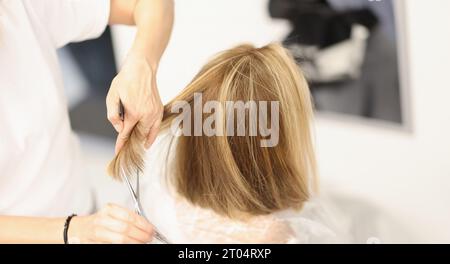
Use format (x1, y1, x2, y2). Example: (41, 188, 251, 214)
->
(0, 0, 110, 217)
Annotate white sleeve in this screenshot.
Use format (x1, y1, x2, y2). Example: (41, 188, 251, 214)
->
(27, 0, 110, 48)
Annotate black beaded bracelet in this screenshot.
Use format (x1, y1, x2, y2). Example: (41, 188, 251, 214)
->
(63, 214, 77, 244)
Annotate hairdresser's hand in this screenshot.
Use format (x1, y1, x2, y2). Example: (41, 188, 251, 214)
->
(106, 52, 163, 154)
(69, 204, 154, 244)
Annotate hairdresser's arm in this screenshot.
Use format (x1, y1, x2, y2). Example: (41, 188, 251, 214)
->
(0, 204, 153, 244)
(0, 216, 68, 243)
(106, 0, 174, 153)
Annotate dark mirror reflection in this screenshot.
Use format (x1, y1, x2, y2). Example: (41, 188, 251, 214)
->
(270, 0, 402, 123)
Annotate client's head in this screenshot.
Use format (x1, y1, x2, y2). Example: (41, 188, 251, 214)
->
(109, 43, 316, 218)
(161, 43, 317, 218)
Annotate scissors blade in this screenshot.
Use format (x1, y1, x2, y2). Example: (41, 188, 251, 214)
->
(117, 102, 171, 244)
(121, 169, 171, 244)
(122, 170, 139, 209)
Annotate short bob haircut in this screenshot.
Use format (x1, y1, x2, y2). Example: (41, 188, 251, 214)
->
(109, 43, 317, 218)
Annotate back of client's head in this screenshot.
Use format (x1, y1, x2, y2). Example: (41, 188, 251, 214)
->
(108, 43, 316, 218)
(160, 43, 317, 218)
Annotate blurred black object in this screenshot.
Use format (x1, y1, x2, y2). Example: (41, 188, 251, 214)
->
(67, 27, 118, 139)
(269, 0, 402, 124)
(67, 27, 117, 96)
(269, 0, 378, 48)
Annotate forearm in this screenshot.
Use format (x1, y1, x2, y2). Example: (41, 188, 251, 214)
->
(0, 216, 66, 244)
(107, 0, 173, 150)
(130, 0, 174, 69)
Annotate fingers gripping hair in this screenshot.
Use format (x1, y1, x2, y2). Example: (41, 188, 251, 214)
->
(107, 124, 146, 180)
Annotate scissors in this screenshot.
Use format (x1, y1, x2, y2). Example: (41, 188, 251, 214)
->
(119, 101, 171, 244)
(121, 169, 171, 244)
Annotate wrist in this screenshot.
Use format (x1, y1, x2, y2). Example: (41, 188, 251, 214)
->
(67, 215, 87, 244)
(126, 50, 159, 73)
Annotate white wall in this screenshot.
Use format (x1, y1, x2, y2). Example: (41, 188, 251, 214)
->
(112, 0, 450, 242)
(316, 0, 450, 242)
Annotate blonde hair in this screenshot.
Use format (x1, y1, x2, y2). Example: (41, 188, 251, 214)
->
(108, 123, 146, 182)
(109, 43, 317, 218)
